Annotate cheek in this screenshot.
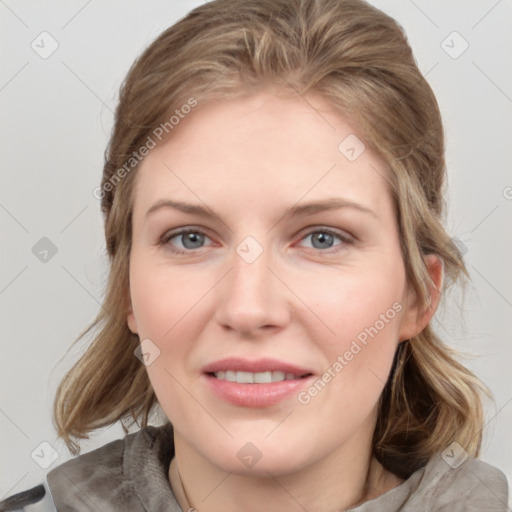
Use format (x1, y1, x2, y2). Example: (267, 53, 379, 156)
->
(129, 257, 211, 340)
(299, 260, 405, 347)
(129, 260, 211, 426)
(298, 264, 405, 405)
(129, 259, 213, 398)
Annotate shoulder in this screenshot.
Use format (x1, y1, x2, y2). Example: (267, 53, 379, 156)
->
(46, 423, 173, 510)
(347, 453, 509, 512)
(414, 452, 509, 511)
(0, 482, 54, 511)
(45, 434, 127, 510)
(0, 423, 174, 512)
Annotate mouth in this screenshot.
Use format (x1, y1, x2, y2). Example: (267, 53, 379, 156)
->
(208, 370, 312, 383)
(201, 358, 315, 407)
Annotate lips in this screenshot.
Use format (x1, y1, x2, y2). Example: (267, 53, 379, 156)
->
(202, 357, 313, 376)
(213, 370, 302, 383)
(201, 357, 314, 408)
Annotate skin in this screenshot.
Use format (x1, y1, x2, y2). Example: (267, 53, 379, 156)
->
(127, 89, 442, 511)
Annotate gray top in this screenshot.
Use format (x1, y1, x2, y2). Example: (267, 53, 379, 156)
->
(14, 423, 509, 511)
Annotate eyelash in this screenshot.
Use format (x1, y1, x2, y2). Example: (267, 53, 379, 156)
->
(159, 226, 354, 255)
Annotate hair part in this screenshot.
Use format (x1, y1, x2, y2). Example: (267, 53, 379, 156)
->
(54, 0, 488, 478)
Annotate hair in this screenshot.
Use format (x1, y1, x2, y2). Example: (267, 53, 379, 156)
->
(53, 0, 489, 479)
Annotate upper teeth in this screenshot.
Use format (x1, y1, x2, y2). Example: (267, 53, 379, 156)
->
(214, 370, 300, 383)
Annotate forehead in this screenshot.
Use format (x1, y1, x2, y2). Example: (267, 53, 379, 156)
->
(132, 90, 392, 220)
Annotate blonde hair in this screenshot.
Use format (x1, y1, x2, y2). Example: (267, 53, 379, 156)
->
(54, 0, 488, 479)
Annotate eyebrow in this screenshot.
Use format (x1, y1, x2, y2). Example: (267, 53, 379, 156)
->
(145, 197, 377, 221)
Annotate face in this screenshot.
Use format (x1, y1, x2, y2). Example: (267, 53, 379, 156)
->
(127, 89, 424, 476)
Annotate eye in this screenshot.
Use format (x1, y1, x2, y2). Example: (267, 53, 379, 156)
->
(159, 226, 353, 255)
(160, 228, 214, 254)
(297, 228, 352, 252)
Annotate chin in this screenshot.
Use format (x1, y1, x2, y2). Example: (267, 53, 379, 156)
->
(215, 450, 308, 478)
(194, 430, 318, 477)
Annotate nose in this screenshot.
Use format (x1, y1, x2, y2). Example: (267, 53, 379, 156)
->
(214, 242, 291, 337)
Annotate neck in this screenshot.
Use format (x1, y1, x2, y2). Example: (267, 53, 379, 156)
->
(168, 429, 403, 512)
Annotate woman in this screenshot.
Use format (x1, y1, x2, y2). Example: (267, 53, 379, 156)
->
(1, 0, 508, 510)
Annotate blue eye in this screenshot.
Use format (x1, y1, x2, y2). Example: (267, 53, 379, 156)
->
(160, 227, 352, 255)
(161, 229, 213, 254)
(298, 229, 350, 251)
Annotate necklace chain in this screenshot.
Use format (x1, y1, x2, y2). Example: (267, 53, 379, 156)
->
(174, 459, 197, 511)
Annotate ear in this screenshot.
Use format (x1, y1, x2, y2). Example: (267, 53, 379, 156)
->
(398, 254, 444, 342)
(127, 302, 139, 334)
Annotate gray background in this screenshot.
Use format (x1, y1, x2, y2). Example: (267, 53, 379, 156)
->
(1, 0, 511, 503)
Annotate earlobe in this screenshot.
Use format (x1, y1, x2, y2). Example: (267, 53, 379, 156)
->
(398, 254, 444, 342)
(127, 306, 138, 334)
